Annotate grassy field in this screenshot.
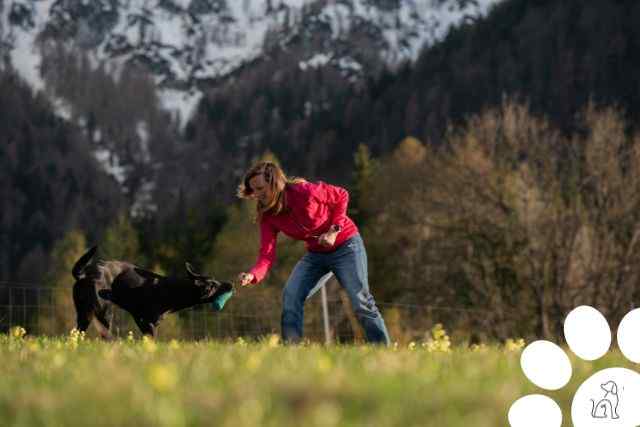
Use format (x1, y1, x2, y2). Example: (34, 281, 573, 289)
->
(0, 328, 633, 427)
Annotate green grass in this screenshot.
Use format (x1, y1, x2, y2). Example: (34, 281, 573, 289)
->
(0, 332, 633, 427)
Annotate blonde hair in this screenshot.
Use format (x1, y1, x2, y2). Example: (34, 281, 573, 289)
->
(237, 161, 305, 220)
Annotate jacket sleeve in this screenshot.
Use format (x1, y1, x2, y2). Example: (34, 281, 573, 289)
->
(248, 219, 279, 284)
(316, 181, 349, 230)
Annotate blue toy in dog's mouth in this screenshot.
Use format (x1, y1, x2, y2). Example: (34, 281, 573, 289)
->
(211, 289, 234, 311)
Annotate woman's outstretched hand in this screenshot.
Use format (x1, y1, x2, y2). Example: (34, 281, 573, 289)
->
(237, 272, 255, 287)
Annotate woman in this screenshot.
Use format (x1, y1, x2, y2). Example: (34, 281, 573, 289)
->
(237, 161, 390, 345)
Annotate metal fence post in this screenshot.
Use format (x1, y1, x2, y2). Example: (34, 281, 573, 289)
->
(306, 272, 333, 345)
(320, 283, 331, 345)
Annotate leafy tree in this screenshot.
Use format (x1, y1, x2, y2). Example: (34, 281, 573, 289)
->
(40, 229, 87, 335)
(363, 100, 640, 341)
(101, 212, 140, 262)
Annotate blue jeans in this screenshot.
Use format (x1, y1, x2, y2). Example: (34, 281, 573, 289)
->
(281, 234, 391, 345)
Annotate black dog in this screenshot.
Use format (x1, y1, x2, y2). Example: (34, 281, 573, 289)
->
(98, 264, 233, 337)
(72, 246, 233, 338)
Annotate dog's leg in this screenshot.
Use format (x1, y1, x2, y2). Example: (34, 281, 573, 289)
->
(93, 320, 114, 340)
(134, 318, 157, 338)
(94, 309, 114, 341)
(76, 312, 93, 334)
(149, 322, 158, 339)
(73, 281, 94, 334)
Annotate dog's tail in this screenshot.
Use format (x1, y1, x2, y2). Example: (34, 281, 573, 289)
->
(72, 246, 98, 280)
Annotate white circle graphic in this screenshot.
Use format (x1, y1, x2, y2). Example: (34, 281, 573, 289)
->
(564, 306, 611, 361)
(520, 340, 572, 390)
(508, 394, 562, 427)
(617, 308, 640, 363)
(571, 367, 640, 426)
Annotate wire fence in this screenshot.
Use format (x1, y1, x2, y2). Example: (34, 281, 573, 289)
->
(0, 280, 489, 344)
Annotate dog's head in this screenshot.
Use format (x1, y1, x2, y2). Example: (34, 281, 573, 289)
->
(128, 263, 233, 311)
(183, 262, 232, 301)
(601, 381, 618, 395)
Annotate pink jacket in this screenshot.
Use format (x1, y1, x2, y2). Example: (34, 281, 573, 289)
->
(248, 181, 358, 284)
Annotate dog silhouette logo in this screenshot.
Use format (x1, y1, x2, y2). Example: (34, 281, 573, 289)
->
(590, 380, 620, 419)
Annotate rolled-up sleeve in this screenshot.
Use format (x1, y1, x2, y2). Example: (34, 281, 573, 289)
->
(248, 219, 279, 284)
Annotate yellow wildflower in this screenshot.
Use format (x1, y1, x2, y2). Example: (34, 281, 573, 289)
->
(470, 343, 488, 352)
(68, 328, 85, 349)
(504, 338, 526, 352)
(147, 363, 178, 392)
(142, 336, 157, 353)
(10, 326, 26, 339)
(423, 323, 451, 353)
(317, 355, 332, 373)
(266, 334, 280, 348)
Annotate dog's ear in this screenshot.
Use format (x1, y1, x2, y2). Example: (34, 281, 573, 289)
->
(184, 262, 211, 283)
(185, 262, 208, 281)
(98, 289, 113, 301)
(134, 267, 165, 281)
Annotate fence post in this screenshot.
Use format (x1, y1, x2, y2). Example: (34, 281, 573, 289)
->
(320, 283, 331, 345)
(306, 272, 333, 345)
(22, 287, 26, 331)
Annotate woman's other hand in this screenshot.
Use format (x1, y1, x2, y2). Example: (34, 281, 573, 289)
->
(237, 272, 255, 287)
(317, 224, 341, 247)
(317, 231, 338, 247)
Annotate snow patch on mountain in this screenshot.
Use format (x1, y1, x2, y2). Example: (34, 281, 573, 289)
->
(5, 0, 57, 92)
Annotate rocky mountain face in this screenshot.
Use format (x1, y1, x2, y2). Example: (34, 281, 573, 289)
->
(1, 0, 498, 123)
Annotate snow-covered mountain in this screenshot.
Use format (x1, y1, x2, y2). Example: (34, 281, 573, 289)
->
(1, 0, 500, 127)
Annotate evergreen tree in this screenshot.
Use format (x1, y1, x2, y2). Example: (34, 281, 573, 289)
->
(349, 143, 377, 226)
